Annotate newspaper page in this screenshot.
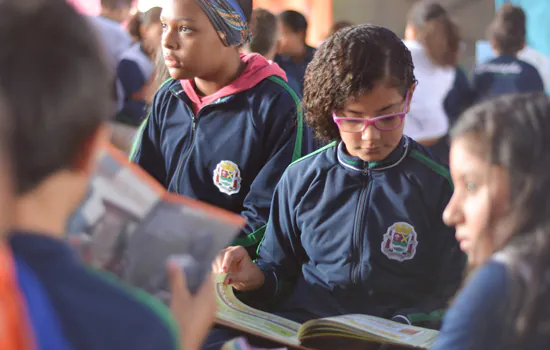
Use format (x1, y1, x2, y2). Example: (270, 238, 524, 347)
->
(299, 314, 439, 349)
(67, 145, 245, 296)
(214, 274, 302, 347)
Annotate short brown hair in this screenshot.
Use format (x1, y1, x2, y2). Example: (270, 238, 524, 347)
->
(329, 20, 353, 36)
(488, 4, 526, 56)
(248, 8, 278, 56)
(0, 0, 112, 195)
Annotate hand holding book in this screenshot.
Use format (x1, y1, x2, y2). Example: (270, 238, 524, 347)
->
(168, 260, 216, 350)
(213, 246, 265, 292)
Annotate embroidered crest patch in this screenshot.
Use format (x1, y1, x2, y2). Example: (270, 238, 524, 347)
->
(213, 160, 242, 195)
(381, 222, 418, 262)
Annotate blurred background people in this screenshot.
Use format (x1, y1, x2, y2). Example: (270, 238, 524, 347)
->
(472, 4, 544, 103)
(113, 6, 162, 153)
(275, 10, 316, 96)
(404, 1, 461, 161)
(328, 20, 353, 37)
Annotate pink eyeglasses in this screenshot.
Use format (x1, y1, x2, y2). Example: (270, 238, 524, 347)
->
(332, 91, 410, 133)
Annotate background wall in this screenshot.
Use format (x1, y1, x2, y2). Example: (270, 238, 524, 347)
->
(68, 0, 496, 71)
(333, 0, 496, 71)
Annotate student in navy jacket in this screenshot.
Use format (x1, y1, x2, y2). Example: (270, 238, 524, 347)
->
(434, 93, 550, 350)
(274, 10, 316, 96)
(131, 0, 310, 252)
(243, 8, 302, 96)
(243, 8, 324, 152)
(209, 25, 466, 349)
(0, 1, 217, 349)
(472, 5, 544, 103)
(116, 7, 162, 127)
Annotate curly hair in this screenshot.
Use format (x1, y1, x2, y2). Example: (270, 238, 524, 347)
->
(303, 24, 416, 142)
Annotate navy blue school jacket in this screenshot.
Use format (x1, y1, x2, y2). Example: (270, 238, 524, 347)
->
(274, 45, 316, 96)
(444, 66, 473, 126)
(251, 137, 466, 326)
(10, 233, 179, 350)
(131, 66, 310, 249)
(472, 55, 544, 103)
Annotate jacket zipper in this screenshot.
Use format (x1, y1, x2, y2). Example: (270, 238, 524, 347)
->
(170, 95, 232, 193)
(352, 169, 371, 283)
(172, 97, 207, 194)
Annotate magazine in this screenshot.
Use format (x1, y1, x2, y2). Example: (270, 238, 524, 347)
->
(214, 275, 439, 349)
(66, 144, 245, 296)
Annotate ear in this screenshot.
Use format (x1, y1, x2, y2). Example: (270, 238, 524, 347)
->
(404, 25, 416, 41)
(71, 124, 110, 175)
(405, 83, 417, 114)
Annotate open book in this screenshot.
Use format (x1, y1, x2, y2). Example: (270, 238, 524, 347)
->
(215, 275, 439, 349)
(67, 144, 245, 296)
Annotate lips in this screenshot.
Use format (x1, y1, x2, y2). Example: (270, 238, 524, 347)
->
(164, 55, 181, 68)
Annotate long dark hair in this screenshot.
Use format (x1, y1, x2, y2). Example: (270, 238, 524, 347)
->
(451, 92, 550, 347)
(408, 1, 460, 67)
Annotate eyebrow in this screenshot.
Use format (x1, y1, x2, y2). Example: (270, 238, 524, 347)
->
(160, 16, 196, 22)
(344, 100, 403, 116)
(375, 101, 403, 114)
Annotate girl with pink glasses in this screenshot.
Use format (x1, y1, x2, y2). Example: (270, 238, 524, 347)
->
(210, 24, 465, 349)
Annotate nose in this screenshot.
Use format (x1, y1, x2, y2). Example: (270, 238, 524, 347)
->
(361, 124, 381, 141)
(443, 193, 463, 228)
(162, 27, 179, 51)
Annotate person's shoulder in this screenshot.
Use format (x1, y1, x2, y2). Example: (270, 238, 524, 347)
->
(404, 139, 452, 188)
(517, 59, 542, 76)
(245, 75, 301, 118)
(305, 45, 316, 62)
(151, 78, 181, 112)
(283, 141, 338, 179)
(153, 78, 182, 104)
(432, 261, 510, 350)
(252, 75, 300, 101)
(76, 268, 180, 350)
(465, 260, 510, 296)
(10, 234, 179, 350)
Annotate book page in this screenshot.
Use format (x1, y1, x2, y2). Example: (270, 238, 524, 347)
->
(214, 274, 302, 347)
(67, 145, 245, 296)
(301, 314, 438, 348)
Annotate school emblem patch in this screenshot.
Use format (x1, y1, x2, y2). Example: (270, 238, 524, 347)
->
(381, 222, 418, 262)
(213, 160, 242, 195)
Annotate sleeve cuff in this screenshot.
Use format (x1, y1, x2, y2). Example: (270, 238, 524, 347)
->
(234, 264, 278, 304)
(391, 315, 412, 325)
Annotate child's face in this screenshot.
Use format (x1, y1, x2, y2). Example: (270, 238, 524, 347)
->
(443, 135, 510, 265)
(337, 85, 409, 162)
(160, 0, 233, 80)
(277, 21, 305, 57)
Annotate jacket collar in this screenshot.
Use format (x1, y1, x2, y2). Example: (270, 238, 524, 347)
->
(337, 136, 410, 173)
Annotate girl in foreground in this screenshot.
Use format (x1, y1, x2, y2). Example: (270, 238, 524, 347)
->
(433, 92, 550, 349)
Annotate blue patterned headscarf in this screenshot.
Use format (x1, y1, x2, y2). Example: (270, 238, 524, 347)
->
(195, 0, 251, 47)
